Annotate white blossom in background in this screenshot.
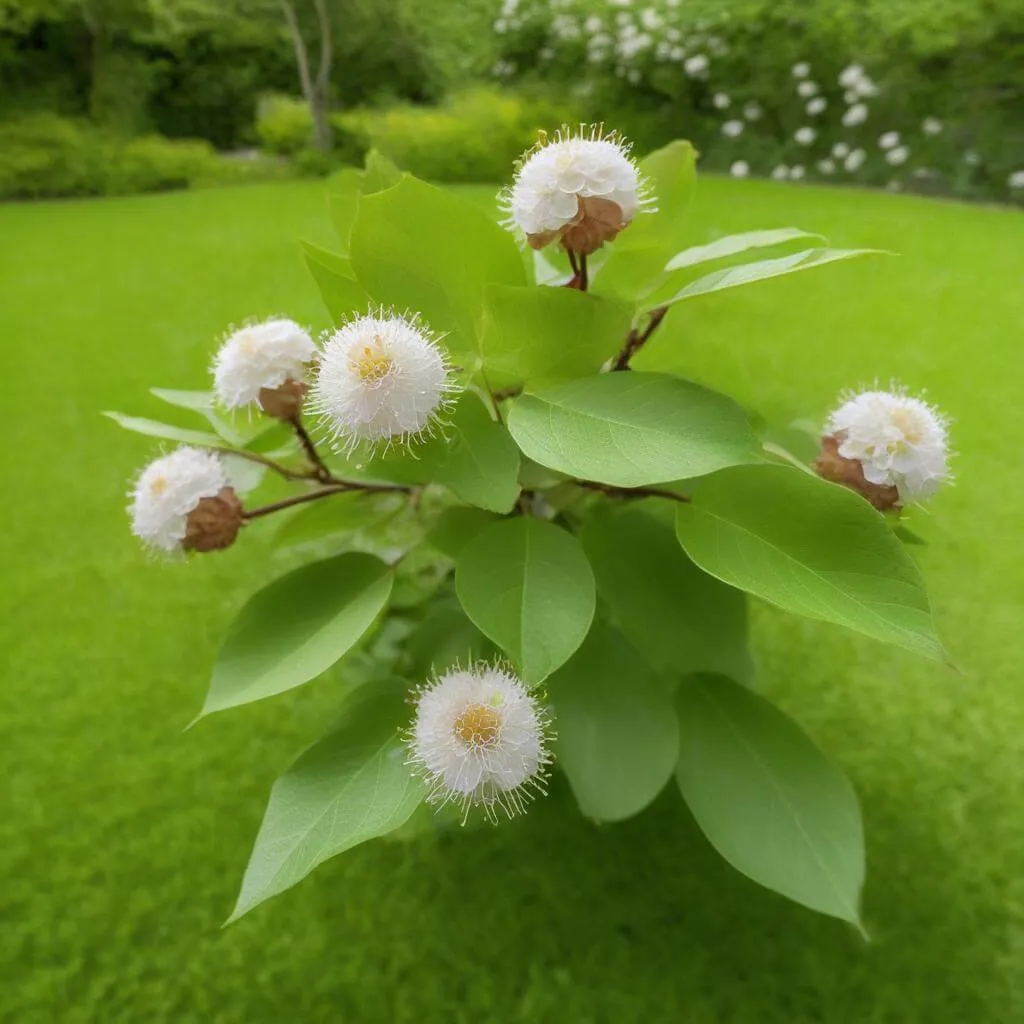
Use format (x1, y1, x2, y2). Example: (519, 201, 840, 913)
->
(806, 97, 827, 116)
(538, 46, 555, 61)
(794, 126, 816, 146)
(640, 7, 662, 30)
(964, 150, 981, 167)
(844, 148, 867, 172)
(825, 389, 950, 504)
(684, 54, 709, 77)
(743, 102, 763, 121)
(1009, 170, 1024, 189)
(129, 447, 227, 553)
(626, 67, 642, 84)
(708, 36, 729, 57)
(791, 61, 811, 78)
(922, 117, 943, 136)
(407, 664, 552, 822)
(843, 89, 860, 104)
(843, 103, 869, 127)
(730, 160, 750, 179)
(493, 18, 507, 33)
(797, 80, 819, 98)
(771, 164, 790, 181)
(211, 318, 316, 411)
(789, 165, 806, 180)
(817, 158, 836, 175)
(878, 131, 901, 150)
(669, 45, 685, 61)
(713, 92, 731, 109)
(584, 14, 603, 33)
(838, 64, 864, 88)
(832, 141, 850, 158)
(722, 119, 744, 138)
(311, 311, 454, 451)
(885, 179, 903, 193)
(856, 77, 879, 98)
(886, 146, 909, 166)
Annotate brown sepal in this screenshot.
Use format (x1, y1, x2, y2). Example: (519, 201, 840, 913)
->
(182, 487, 244, 553)
(813, 435, 901, 512)
(258, 378, 307, 420)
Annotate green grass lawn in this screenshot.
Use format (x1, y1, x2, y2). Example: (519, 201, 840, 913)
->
(2, 176, 1022, 1023)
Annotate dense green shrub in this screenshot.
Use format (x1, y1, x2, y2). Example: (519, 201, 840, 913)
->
(256, 94, 313, 156)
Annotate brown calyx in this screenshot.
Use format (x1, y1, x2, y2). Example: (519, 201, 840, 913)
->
(526, 195, 627, 255)
(258, 378, 307, 420)
(813, 435, 901, 512)
(182, 487, 244, 552)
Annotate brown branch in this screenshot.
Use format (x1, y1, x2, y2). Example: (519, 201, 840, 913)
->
(492, 384, 524, 402)
(205, 445, 313, 482)
(243, 479, 413, 522)
(579, 252, 589, 291)
(612, 305, 669, 371)
(312, 0, 332, 94)
(289, 416, 333, 483)
(281, 0, 314, 103)
(576, 479, 690, 503)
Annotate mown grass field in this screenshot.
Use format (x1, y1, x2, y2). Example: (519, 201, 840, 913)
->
(1, 175, 1022, 1022)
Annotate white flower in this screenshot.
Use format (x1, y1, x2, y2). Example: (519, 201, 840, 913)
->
(806, 97, 827, 116)
(839, 63, 864, 88)
(886, 145, 909, 166)
(584, 14, 603, 32)
(825, 389, 950, 504)
(502, 125, 645, 248)
(730, 160, 750, 179)
(797, 80, 819, 98)
(789, 165, 806, 180)
(310, 311, 454, 451)
(878, 130, 900, 150)
(791, 61, 811, 78)
(817, 158, 836, 175)
(832, 141, 850, 158)
(639, 7, 661, 30)
(856, 77, 879, 98)
(922, 117, 943, 136)
(684, 53, 709, 77)
(129, 447, 227, 553)
(669, 45, 685, 61)
(212, 318, 316, 411)
(842, 103, 868, 127)
(844, 148, 866, 172)
(843, 89, 860, 104)
(1009, 170, 1024, 189)
(407, 664, 552, 822)
(964, 150, 981, 167)
(743, 102, 763, 121)
(722, 119, 744, 138)
(713, 91, 731, 109)
(770, 164, 789, 181)
(794, 126, 816, 146)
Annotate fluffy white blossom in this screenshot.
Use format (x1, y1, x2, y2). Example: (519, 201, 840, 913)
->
(878, 131, 901, 150)
(856, 77, 880, 98)
(1009, 170, 1024, 189)
(794, 126, 816, 146)
(407, 664, 552, 822)
(789, 165, 806, 181)
(639, 7, 662, 30)
(129, 447, 227, 553)
(584, 14, 603, 32)
(797, 80, 819, 98)
(922, 117, 943, 136)
(722, 119, 744, 138)
(825, 389, 950, 504)
(212, 318, 316, 411)
(310, 311, 454, 451)
(713, 91, 731, 109)
(842, 103, 869, 127)
(839, 64, 864, 88)
(502, 125, 645, 247)
(886, 145, 909, 166)
(791, 61, 811, 78)
(683, 54, 709, 77)
(771, 164, 789, 181)
(743, 102, 763, 121)
(806, 97, 827, 116)
(816, 158, 836, 175)
(844, 148, 867, 172)
(832, 141, 850, 159)
(730, 160, 750, 179)
(843, 89, 860, 105)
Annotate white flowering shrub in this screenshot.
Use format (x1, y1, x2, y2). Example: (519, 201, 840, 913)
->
(490, 0, 1024, 204)
(110, 140, 953, 931)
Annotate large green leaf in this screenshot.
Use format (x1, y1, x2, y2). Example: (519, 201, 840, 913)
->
(480, 284, 634, 388)
(228, 680, 422, 922)
(361, 150, 402, 194)
(548, 625, 679, 821)
(581, 508, 752, 682)
(674, 465, 944, 659)
(663, 228, 824, 272)
(349, 175, 525, 357)
(432, 393, 520, 513)
(455, 518, 596, 684)
(675, 674, 865, 927)
(649, 247, 883, 312)
(425, 506, 501, 559)
(199, 552, 394, 717)
(103, 411, 221, 447)
(300, 239, 368, 322)
(506, 372, 762, 487)
(272, 491, 404, 550)
(149, 388, 262, 447)
(326, 167, 363, 254)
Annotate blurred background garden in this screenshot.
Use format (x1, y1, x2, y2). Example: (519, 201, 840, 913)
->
(2, 0, 1023, 1021)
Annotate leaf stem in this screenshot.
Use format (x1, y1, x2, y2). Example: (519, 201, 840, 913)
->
(576, 479, 690, 503)
(243, 480, 412, 521)
(289, 415, 333, 483)
(612, 305, 669, 371)
(205, 445, 313, 482)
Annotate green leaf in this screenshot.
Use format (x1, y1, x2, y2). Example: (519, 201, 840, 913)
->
(149, 387, 247, 444)
(326, 167, 363, 254)
(220, 453, 266, 494)
(103, 411, 221, 447)
(426, 506, 501, 559)
(507, 372, 762, 488)
(893, 523, 927, 546)
(403, 597, 494, 679)
(650, 247, 884, 312)
(674, 465, 944, 659)
(548, 625, 679, 821)
(595, 140, 697, 299)
(349, 175, 525, 357)
(455, 518, 596, 684)
(581, 508, 752, 682)
(200, 552, 394, 717)
(432, 393, 520, 513)
(300, 239, 368, 323)
(272, 491, 404, 550)
(228, 680, 422, 922)
(480, 284, 634, 388)
(675, 674, 864, 927)
(664, 228, 824, 271)
(361, 149, 402, 194)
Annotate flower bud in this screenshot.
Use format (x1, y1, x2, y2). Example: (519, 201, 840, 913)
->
(181, 486, 244, 552)
(257, 377, 307, 420)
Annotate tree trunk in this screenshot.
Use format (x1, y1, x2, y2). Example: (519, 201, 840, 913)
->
(281, 0, 333, 153)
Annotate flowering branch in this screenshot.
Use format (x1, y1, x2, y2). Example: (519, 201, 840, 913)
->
(243, 479, 412, 522)
(206, 445, 314, 483)
(288, 415, 333, 483)
(612, 306, 669, 371)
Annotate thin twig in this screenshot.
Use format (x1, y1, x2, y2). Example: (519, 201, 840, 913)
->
(576, 479, 690, 503)
(243, 479, 412, 521)
(492, 384, 524, 402)
(579, 252, 589, 291)
(289, 416, 333, 483)
(205, 445, 313, 482)
(612, 305, 669, 371)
